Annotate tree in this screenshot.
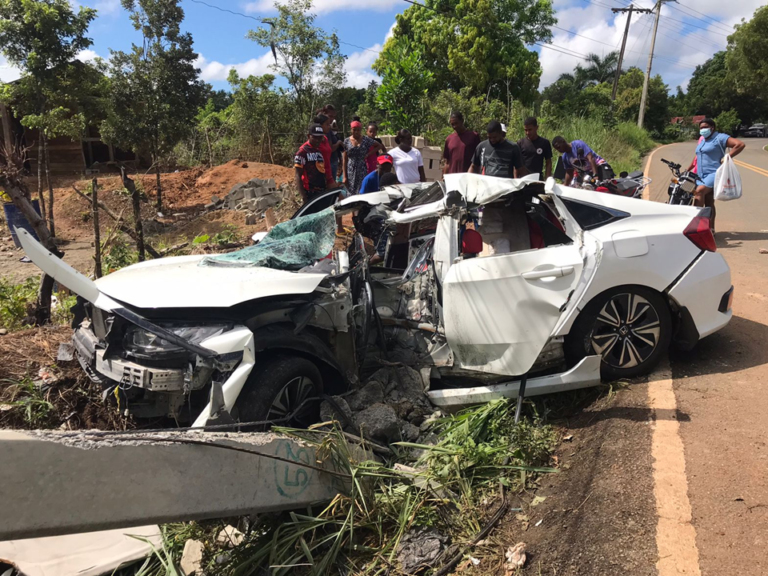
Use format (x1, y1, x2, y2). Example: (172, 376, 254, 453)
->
(423, 87, 507, 144)
(227, 70, 283, 161)
(714, 108, 741, 134)
(582, 51, 619, 85)
(374, 38, 433, 134)
(0, 0, 97, 236)
(248, 0, 345, 127)
(726, 6, 768, 105)
(101, 0, 205, 210)
(614, 68, 669, 135)
(375, 0, 555, 103)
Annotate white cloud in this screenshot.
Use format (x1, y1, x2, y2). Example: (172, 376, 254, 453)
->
(94, 0, 121, 15)
(537, 0, 761, 91)
(245, 0, 402, 15)
(344, 43, 381, 88)
(195, 52, 276, 82)
(0, 55, 21, 83)
(76, 49, 101, 63)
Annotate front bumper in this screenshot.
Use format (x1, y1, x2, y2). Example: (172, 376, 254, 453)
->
(668, 251, 733, 341)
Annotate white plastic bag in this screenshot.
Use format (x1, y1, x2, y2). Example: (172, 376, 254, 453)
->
(714, 154, 742, 201)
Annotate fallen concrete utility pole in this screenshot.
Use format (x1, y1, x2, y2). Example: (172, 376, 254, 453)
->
(0, 430, 348, 541)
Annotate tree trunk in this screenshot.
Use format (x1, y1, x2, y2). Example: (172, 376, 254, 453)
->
(36, 139, 46, 224)
(266, 119, 275, 164)
(2, 178, 60, 326)
(204, 127, 213, 168)
(43, 133, 55, 237)
(72, 184, 161, 259)
(120, 168, 145, 262)
(154, 161, 162, 211)
(91, 178, 102, 278)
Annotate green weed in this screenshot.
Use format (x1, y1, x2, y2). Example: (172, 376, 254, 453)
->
(103, 236, 138, 273)
(0, 276, 37, 331)
(2, 377, 54, 428)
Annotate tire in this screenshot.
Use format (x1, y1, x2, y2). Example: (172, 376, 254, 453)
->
(565, 287, 672, 380)
(234, 354, 322, 428)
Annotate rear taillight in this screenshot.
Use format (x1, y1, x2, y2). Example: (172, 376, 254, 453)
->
(684, 215, 716, 252)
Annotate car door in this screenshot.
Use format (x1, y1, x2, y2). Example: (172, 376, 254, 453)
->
(442, 238, 584, 377)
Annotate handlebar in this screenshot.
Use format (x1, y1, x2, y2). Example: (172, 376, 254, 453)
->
(660, 158, 681, 170)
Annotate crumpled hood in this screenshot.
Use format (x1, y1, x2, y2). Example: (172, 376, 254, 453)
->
(95, 255, 327, 309)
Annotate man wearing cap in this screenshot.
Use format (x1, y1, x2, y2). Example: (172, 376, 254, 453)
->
(469, 121, 528, 179)
(294, 123, 337, 203)
(359, 154, 394, 194)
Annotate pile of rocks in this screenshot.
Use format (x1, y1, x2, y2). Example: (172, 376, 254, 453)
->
(206, 177, 292, 223)
(320, 366, 441, 445)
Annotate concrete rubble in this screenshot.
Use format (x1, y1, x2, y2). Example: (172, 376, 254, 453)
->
(204, 177, 293, 224)
(320, 366, 438, 444)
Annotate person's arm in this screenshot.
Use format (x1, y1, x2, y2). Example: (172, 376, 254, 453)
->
(469, 146, 481, 173)
(294, 167, 307, 203)
(417, 150, 426, 182)
(564, 169, 574, 186)
(587, 153, 598, 176)
(343, 150, 349, 186)
(512, 147, 529, 178)
(442, 140, 450, 175)
(726, 136, 745, 158)
(544, 158, 552, 179)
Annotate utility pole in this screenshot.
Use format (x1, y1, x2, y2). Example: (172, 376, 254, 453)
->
(611, 5, 654, 101)
(638, 0, 670, 128)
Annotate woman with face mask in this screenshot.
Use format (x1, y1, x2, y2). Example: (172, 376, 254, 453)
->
(686, 118, 745, 232)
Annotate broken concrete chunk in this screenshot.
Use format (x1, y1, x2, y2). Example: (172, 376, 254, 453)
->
(320, 395, 353, 426)
(211, 194, 222, 204)
(401, 422, 420, 442)
(355, 403, 401, 442)
(216, 525, 244, 548)
(254, 194, 279, 211)
(0, 328, 7, 336)
(245, 212, 258, 226)
(180, 539, 204, 575)
(396, 527, 448, 574)
(346, 380, 385, 412)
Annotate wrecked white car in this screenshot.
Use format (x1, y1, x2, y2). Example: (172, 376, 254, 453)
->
(17, 173, 732, 425)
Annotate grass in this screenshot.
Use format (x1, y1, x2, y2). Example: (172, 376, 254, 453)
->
(0, 376, 54, 427)
(539, 116, 657, 176)
(190, 402, 558, 575)
(0, 277, 77, 331)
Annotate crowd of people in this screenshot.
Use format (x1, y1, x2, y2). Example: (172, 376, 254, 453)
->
(293, 107, 617, 205)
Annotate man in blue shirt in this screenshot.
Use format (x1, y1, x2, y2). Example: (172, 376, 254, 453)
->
(360, 154, 394, 194)
(552, 136, 609, 186)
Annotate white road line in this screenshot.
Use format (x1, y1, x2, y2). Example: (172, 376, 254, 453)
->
(648, 362, 702, 576)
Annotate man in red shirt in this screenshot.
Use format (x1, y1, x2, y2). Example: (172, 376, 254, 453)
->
(294, 124, 337, 203)
(442, 111, 481, 174)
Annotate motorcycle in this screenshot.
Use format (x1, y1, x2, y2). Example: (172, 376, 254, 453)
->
(572, 165, 651, 199)
(660, 158, 700, 205)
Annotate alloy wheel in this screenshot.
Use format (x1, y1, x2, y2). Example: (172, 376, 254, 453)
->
(266, 376, 317, 426)
(591, 293, 661, 369)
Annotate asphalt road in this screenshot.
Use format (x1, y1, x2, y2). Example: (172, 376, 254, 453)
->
(645, 138, 768, 575)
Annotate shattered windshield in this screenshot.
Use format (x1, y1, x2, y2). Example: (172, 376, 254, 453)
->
(200, 207, 336, 270)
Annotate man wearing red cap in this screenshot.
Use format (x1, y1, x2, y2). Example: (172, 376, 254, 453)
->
(294, 123, 336, 203)
(359, 154, 394, 194)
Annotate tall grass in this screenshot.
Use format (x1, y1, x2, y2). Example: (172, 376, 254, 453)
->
(539, 116, 656, 176)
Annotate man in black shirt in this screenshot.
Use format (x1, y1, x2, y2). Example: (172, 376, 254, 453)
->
(517, 117, 552, 180)
(469, 121, 529, 178)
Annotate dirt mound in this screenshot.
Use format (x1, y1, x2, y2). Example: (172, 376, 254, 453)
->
(192, 160, 294, 204)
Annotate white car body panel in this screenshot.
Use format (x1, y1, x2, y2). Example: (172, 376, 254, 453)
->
(94, 255, 327, 309)
(427, 355, 602, 407)
(443, 243, 584, 376)
(668, 251, 732, 338)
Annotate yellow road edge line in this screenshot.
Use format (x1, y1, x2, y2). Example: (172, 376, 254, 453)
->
(734, 159, 768, 178)
(644, 144, 676, 202)
(648, 361, 702, 576)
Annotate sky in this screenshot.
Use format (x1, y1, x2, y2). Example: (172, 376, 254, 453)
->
(0, 0, 763, 95)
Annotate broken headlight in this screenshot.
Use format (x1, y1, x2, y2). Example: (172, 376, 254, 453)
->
(123, 324, 229, 359)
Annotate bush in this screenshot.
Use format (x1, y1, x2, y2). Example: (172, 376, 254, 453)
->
(0, 277, 78, 331)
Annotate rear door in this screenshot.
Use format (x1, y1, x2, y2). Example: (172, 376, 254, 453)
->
(443, 242, 584, 376)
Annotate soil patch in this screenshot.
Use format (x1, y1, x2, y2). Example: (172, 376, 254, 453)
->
(494, 383, 658, 576)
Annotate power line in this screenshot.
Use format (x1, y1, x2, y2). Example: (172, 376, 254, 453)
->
(660, 13, 730, 37)
(186, 0, 382, 55)
(670, 2, 733, 34)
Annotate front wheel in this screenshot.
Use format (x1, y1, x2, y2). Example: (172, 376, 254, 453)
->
(565, 287, 672, 380)
(233, 355, 322, 428)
